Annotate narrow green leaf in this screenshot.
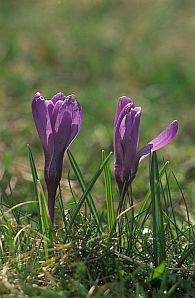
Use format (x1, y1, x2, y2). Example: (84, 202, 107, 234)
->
(167, 282, 180, 297)
(0, 201, 36, 219)
(150, 152, 166, 266)
(102, 150, 115, 231)
(37, 179, 51, 258)
(67, 149, 110, 232)
(27, 144, 38, 182)
(133, 161, 169, 236)
(69, 151, 113, 230)
(145, 262, 166, 282)
(37, 180, 50, 236)
(0, 180, 20, 224)
(7, 221, 14, 255)
(27, 144, 42, 229)
(172, 172, 193, 241)
(175, 243, 195, 268)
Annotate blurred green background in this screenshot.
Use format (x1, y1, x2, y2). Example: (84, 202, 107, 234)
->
(0, 0, 195, 204)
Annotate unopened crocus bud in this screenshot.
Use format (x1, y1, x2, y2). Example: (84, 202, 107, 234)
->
(32, 92, 82, 224)
(114, 96, 178, 193)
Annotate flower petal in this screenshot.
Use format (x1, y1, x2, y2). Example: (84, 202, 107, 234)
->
(32, 92, 53, 151)
(51, 100, 64, 130)
(138, 120, 178, 162)
(54, 107, 72, 148)
(32, 91, 82, 225)
(53, 95, 82, 152)
(51, 92, 65, 104)
(121, 107, 141, 180)
(67, 96, 82, 147)
(114, 102, 133, 181)
(114, 96, 134, 128)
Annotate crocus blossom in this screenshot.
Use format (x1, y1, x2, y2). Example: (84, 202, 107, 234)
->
(114, 96, 178, 192)
(32, 92, 82, 224)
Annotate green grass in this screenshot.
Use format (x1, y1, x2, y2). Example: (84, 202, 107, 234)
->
(0, 149, 194, 297)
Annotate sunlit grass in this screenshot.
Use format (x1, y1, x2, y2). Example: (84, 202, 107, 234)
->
(0, 148, 194, 297)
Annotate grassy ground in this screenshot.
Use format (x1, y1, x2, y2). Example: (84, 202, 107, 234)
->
(0, 150, 195, 297)
(0, 0, 195, 297)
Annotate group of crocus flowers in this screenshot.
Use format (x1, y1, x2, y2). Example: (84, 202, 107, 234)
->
(32, 92, 178, 224)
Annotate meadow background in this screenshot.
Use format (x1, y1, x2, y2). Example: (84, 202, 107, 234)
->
(0, 0, 195, 206)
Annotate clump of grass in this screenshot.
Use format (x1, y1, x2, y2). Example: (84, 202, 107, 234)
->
(0, 148, 194, 297)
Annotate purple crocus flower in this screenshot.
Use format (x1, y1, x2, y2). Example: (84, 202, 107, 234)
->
(32, 92, 82, 224)
(114, 96, 178, 193)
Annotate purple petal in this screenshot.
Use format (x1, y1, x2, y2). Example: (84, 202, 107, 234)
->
(114, 101, 139, 184)
(47, 100, 55, 119)
(51, 92, 65, 104)
(32, 91, 82, 225)
(32, 92, 53, 151)
(138, 120, 178, 162)
(136, 144, 153, 161)
(121, 107, 141, 180)
(54, 107, 72, 148)
(50, 100, 64, 130)
(131, 144, 152, 178)
(67, 95, 82, 146)
(114, 103, 133, 178)
(53, 95, 82, 152)
(45, 95, 82, 190)
(114, 96, 134, 128)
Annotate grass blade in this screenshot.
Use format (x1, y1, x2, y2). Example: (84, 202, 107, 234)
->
(172, 172, 192, 241)
(27, 144, 42, 229)
(67, 149, 110, 232)
(37, 179, 51, 258)
(0, 181, 20, 224)
(150, 152, 166, 266)
(175, 242, 195, 268)
(133, 161, 169, 236)
(102, 150, 115, 231)
(68, 151, 113, 230)
(37, 180, 51, 238)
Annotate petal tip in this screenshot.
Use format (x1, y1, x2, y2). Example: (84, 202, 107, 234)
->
(171, 120, 179, 135)
(66, 94, 82, 111)
(120, 95, 134, 101)
(172, 120, 179, 127)
(119, 96, 134, 107)
(32, 91, 42, 101)
(51, 92, 65, 104)
(133, 106, 142, 115)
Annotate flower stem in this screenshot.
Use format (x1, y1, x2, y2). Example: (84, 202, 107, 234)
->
(47, 182, 58, 225)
